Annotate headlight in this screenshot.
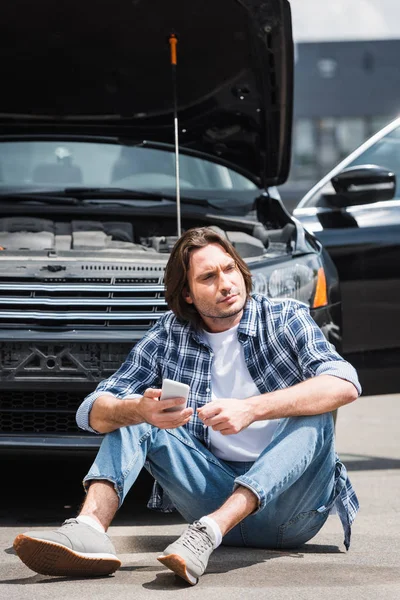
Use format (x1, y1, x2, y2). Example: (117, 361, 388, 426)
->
(251, 255, 328, 308)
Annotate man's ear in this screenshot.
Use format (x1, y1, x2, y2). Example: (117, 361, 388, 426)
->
(183, 287, 193, 305)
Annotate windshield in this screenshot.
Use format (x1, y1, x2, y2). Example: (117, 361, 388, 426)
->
(0, 140, 257, 196)
(303, 125, 400, 207)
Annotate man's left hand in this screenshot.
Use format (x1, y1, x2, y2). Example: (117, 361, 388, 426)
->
(197, 399, 255, 435)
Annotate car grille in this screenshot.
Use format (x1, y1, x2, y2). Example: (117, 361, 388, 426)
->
(0, 341, 134, 382)
(0, 390, 89, 434)
(0, 277, 168, 328)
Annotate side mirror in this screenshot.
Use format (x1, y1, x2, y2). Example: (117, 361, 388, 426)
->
(325, 164, 396, 208)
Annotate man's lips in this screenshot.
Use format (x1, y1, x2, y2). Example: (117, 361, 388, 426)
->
(218, 293, 238, 304)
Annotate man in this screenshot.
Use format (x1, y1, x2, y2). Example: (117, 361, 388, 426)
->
(14, 227, 360, 585)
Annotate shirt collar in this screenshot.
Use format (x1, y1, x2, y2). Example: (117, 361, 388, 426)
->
(237, 296, 258, 337)
(189, 296, 258, 344)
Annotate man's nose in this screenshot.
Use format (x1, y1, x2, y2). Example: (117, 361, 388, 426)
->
(219, 271, 232, 291)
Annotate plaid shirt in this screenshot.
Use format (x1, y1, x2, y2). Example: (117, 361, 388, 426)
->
(77, 295, 360, 549)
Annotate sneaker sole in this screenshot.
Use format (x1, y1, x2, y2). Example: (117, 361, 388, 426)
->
(157, 553, 198, 585)
(13, 534, 121, 577)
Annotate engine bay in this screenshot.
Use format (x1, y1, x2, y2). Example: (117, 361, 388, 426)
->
(0, 216, 291, 259)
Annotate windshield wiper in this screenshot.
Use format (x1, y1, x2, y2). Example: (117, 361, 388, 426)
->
(65, 187, 175, 200)
(64, 187, 220, 208)
(0, 192, 79, 204)
(0, 187, 221, 209)
(0, 188, 160, 204)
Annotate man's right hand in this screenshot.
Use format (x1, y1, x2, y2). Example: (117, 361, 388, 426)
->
(89, 389, 193, 433)
(136, 388, 194, 429)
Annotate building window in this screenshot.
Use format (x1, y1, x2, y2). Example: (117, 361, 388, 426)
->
(290, 119, 318, 180)
(290, 116, 396, 183)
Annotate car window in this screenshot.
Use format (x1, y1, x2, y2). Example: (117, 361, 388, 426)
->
(0, 141, 257, 194)
(304, 125, 400, 207)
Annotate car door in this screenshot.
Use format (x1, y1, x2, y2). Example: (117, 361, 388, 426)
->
(296, 124, 400, 395)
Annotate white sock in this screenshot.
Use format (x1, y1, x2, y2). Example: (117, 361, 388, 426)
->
(198, 516, 222, 548)
(77, 515, 105, 534)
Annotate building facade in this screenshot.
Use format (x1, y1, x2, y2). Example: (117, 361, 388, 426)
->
(289, 39, 400, 186)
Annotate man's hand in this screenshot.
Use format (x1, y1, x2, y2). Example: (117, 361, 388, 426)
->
(90, 389, 193, 433)
(197, 398, 255, 435)
(136, 388, 194, 429)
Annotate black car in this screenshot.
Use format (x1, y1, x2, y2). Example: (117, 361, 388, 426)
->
(0, 0, 341, 452)
(293, 117, 400, 395)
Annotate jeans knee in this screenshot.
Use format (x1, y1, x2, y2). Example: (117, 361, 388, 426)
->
(316, 411, 334, 437)
(100, 421, 154, 452)
(279, 413, 333, 457)
(297, 412, 333, 432)
(302, 412, 334, 451)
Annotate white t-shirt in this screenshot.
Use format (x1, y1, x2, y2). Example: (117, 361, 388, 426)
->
(202, 325, 279, 461)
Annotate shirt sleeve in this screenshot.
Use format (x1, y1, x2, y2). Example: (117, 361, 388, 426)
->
(284, 303, 362, 396)
(75, 326, 162, 433)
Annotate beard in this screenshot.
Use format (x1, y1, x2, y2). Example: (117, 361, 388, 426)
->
(191, 287, 247, 321)
(197, 303, 244, 320)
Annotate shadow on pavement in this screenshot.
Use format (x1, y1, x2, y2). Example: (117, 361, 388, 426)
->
(0, 573, 114, 585)
(111, 534, 342, 556)
(343, 454, 400, 471)
(1, 542, 342, 590)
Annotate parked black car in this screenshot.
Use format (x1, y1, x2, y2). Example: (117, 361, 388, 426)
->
(0, 0, 342, 452)
(293, 117, 400, 395)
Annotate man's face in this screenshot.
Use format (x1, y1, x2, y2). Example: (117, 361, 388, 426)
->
(184, 243, 247, 332)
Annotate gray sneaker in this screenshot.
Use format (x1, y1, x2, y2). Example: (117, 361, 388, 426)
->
(157, 520, 216, 585)
(13, 518, 121, 576)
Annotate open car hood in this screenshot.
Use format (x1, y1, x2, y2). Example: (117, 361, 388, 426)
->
(0, 0, 293, 186)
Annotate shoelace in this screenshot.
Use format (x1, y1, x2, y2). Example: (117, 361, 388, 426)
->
(180, 521, 213, 555)
(59, 518, 80, 529)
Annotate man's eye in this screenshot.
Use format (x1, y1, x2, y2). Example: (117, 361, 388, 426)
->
(203, 274, 213, 280)
(225, 264, 235, 272)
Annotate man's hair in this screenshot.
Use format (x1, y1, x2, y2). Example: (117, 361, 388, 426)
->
(164, 227, 253, 326)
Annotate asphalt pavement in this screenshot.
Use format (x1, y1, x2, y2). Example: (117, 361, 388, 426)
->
(1, 393, 400, 599)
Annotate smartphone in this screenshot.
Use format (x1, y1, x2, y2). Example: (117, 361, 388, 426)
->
(160, 378, 190, 412)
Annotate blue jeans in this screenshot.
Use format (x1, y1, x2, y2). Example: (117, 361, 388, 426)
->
(84, 413, 339, 549)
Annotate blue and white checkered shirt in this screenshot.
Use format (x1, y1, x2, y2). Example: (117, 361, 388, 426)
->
(77, 295, 360, 549)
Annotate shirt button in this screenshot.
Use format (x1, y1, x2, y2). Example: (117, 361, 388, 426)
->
(206, 387, 210, 392)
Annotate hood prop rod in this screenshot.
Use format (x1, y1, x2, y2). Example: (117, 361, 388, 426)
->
(169, 33, 182, 238)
